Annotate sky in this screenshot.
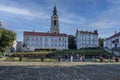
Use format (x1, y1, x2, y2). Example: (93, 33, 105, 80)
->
(0, 0, 120, 41)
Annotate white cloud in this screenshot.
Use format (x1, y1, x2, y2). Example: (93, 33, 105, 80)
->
(106, 0, 120, 4)
(60, 10, 85, 25)
(0, 5, 34, 16)
(88, 6, 120, 29)
(0, 5, 50, 19)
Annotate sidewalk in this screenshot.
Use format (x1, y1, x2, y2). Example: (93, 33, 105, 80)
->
(0, 61, 120, 66)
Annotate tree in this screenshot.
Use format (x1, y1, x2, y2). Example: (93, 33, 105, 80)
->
(68, 35, 77, 49)
(0, 28, 16, 53)
(99, 38, 104, 48)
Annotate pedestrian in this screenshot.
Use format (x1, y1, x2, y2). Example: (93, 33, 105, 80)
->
(40, 54, 45, 62)
(99, 56, 104, 62)
(92, 56, 95, 62)
(112, 56, 115, 62)
(70, 55, 73, 62)
(115, 57, 119, 62)
(19, 54, 23, 61)
(58, 55, 61, 62)
(82, 55, 85, 62)
(80, 55, 83, 62)
(76, 54, 79, 61)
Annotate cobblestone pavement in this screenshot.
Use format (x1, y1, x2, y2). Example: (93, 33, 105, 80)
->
(0, 62, 120, 80)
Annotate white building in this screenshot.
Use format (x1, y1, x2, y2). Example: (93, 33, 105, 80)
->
(23, 6, 68, 51)
(104, 32, 120, 49)
(10, 40, 17, 52)
(76, 30, 99, 49)
(24, 32, 68, 51)
(16, 41, 23, 52)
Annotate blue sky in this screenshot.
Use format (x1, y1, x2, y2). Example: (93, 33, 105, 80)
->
(0, 0, 120, 41)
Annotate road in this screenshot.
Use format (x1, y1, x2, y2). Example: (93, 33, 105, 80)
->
(0, 62, 120, 80)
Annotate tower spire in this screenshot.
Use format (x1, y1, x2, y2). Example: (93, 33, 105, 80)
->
(50, 5, 60, 34)
(53, 5, 57, 15)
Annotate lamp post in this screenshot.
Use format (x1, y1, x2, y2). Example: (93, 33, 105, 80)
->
(112, 47, 114, 55)
(86, 45, 88, 58)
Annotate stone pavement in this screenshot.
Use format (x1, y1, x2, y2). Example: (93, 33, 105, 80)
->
(0, 62, 120, 80)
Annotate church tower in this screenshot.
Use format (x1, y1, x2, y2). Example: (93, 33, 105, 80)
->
(50, 5, 60, 34)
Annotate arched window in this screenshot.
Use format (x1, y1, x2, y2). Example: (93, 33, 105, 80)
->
(54, 20, 56, 25)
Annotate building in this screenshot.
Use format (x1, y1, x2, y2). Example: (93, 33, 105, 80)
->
(24, 32, 68, 51)
(76, 29, 98, 49)
(104, 32, 120, 49)
(16, 41, 24, 52)
(23, 6, 68, 51)
(10, 41, 24, 52)
(10, 40, 17, 52)
(0, 21, 2, 27)
(0, 21, 3, 28)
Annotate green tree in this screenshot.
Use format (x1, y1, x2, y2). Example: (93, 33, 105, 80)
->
(0, 28, 16, 53)
(99, 38, 104, 48)
(68, 35, 77, 49)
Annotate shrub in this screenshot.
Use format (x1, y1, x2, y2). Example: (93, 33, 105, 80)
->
(0, 53, 3, 58)
(35, 48, 57, 51)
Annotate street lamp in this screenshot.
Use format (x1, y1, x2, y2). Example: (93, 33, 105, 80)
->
(86, 45, 88, 54)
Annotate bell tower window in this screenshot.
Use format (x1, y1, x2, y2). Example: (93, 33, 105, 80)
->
(54, 20, 56, 25)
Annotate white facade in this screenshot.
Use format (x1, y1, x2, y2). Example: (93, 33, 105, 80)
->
(104, 32, 120, 49)
(24, 32, 68, 51)
(16, 41, 23, 52)
(76, 30, 98, 49)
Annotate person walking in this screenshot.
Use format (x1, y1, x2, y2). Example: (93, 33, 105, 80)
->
(70, 55, 73, 62)
(80, 55, 83, 62)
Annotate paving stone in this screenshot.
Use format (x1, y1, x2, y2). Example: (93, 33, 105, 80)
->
(0, 62, 120, 80)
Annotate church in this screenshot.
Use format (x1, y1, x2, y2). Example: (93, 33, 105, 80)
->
(23, 6, 68, 51)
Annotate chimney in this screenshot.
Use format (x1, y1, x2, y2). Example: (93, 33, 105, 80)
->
(94, 30, 98, 34)
(76, 29, 79, 34)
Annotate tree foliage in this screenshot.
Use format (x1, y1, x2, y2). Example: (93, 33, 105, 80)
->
(0, 28, 16, 53)
(68, 35, 77, 49)
(99, 38, 104, 48)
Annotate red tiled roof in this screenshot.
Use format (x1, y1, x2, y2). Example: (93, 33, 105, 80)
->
(24, 31, 68, 37)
